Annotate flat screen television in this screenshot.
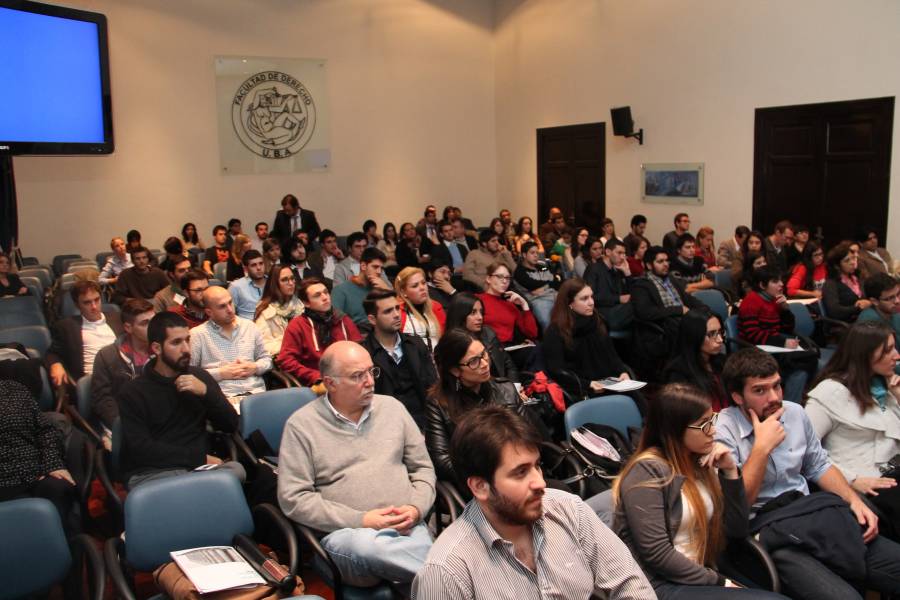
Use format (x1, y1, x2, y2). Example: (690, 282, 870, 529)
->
(0, 0, 113, 155)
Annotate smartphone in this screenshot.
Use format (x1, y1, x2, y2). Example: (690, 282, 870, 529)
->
(502, 292, 512, 300)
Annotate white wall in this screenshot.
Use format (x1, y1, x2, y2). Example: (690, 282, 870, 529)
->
(494, 0, 900, 253)
(15, 0, 497, 262)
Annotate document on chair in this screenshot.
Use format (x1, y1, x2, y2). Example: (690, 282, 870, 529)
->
(599, 378, 647, 392)
(171, 546, 265, 594)
(756, 344, 802, 353)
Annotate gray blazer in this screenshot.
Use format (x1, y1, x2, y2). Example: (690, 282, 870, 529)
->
(614, 458, 748, 588)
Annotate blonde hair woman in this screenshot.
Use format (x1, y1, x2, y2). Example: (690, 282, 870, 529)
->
(394, 266, 446, 352)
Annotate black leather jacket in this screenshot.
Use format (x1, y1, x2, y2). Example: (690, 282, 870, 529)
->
(425, 379, 522, 483)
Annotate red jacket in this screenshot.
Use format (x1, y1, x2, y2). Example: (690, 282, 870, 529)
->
(398, 299, 446, 332)
(477, 292, 539, 344)
(277, 313, 361, 385)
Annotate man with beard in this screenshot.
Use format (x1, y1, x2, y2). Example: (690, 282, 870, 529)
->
(278, 341, 435, 590)
(715, 348, 900, 600)
(113, 246, 169, 304)
(412, 406, 654, 599)
(168, 269, 210, 328)
(118, 312, 244, 489)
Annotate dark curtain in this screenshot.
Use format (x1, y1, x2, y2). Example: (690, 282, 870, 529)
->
(0, 156, 17, 254)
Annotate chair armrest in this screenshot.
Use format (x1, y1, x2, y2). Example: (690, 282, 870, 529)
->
(104, 537, 137, 600)
(63, 403, 103, 446)
(292, 523, 344, 592)
(278, 369, 304, 388)
(553, 368, 586, 401)
(252, 503, 300, 580)
(70, 533, 106, 600)
(742, 537, 780, 593)
(93, 449, 124, 529)
(541, 441, 588, 499)
(434, 481, 462, 524)
(233, 432, 260, 465)
(267, 368, 296, 389)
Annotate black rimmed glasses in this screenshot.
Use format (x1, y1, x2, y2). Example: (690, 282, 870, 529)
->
(459, 350, 489, 370)
(705, 328, 726, 341)
(686, 412, 718, 435)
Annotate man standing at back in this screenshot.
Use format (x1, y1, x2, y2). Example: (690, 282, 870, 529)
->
(763, 220, 793, 276)
(278, 341, 435, 590)
(272, 193, 320, 243)
(412, 406, 654, 599)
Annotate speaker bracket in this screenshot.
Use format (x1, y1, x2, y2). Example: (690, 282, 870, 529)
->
(626, 129, 644, 145)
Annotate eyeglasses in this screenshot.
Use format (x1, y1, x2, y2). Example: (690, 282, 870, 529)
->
(491, 274, 511, 281)
(686, 412, 718, 435)
(189, 286, 209, 294)
(705, 328, 725, 340)
(333, 366, 380, 385)
(458, 350, 489, 370)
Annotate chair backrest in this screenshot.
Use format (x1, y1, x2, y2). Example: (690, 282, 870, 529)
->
(692, 288, 729, 323)
(0, 498, 72, 598)
(95, 251, 113, 267)
(713, 268, 733, 292)
(188, 247, 205, 257)
(787, 303, 816, 337)
(725, 315, 741, 353)
(67, 263, 99, 275)
(123, 472, 254, 572)
(0, 297, 46, 328)
(564, 394, 642, 441)
(61, 257, 91, 274)
(240, 387, 318, 453)
(60, 293, 79, 318)
(208, 278, 226, 288)
(77, 375, 93, 424)
(19, 267, 52, 289)
(39, 366, 54, 411)
(0, 326, 51, 358)
(19, 275, 43, 296)
(52, 254, 81, 277)
(214, 261, 227, 282)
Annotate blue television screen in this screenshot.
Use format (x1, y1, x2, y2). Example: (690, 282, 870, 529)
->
(0, 1, 113, 154)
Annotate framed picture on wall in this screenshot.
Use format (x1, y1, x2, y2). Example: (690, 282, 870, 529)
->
(641, 163, 704, 205)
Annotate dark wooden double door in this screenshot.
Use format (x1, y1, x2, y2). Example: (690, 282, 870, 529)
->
(537, 123, 605, 234)
(753, 97, 894, 246)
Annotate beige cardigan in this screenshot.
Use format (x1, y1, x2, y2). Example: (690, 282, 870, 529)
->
(254, 298, 305, 357)
(805, 378, 900, 481)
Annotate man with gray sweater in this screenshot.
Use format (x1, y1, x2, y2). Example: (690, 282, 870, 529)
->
(277, 341, 436, 588)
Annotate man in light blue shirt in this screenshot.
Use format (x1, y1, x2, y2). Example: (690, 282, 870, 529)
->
(229, 250, 267, 320)
(716, 347, 900, 600)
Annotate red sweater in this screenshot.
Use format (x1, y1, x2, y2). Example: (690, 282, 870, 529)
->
(477, 292, 539, 343)
(277, 314, 362, 385)
(738, 291, 793, 346)
(786, 263, 826, 297)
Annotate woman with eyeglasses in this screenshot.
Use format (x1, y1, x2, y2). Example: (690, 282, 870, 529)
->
(664, 308, 730, 412)
(425, 329, 527, 483)
(806, 321, 900, 541)
(477, 262, 539, 368)
(444, 292, 519, 382)
(542, 278, 632, 398)
(786, 242, 826, 299)
(614, 384, 787, 599)
(254, 265, 305, 356)
(823, 241, 871, 323)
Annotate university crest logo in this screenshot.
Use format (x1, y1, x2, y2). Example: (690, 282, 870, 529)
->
(232, 71, 316, 159)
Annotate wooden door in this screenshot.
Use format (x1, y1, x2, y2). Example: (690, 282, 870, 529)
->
(537, 123, 605, 233)
(753, 97, 894, 246)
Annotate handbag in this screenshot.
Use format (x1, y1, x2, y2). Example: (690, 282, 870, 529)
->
(153, 558, 304, 600)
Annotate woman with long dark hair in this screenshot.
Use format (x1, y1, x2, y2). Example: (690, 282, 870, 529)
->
(664, 308, 729, 411)
(574, 236, 604, 278)
(489, 217, 513, 253)
(444, 292, 519, 382)
(542, 278, 631, 397)
(514, 216, 544, 256)
(734, 251, 766, 299)
(823, 241, 871, 322)
(425, 330, 524, 483)
(786, 242, 826, 299)
(377, 222, 399, 267)
(806, 321, 900, 540)
(564, 227, 590, 277)
(614, 384, 787, 599)
(254, 264, 304, 356)
(181, 222, 204, 250)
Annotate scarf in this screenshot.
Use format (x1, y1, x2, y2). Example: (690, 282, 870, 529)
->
(305, 308, 338, 348)
(647, 273, 682, 309)
(871, 376, 889, 413)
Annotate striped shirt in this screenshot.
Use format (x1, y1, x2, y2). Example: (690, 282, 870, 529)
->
(190, 316, 272, 397)
(412, 488, 656, 600)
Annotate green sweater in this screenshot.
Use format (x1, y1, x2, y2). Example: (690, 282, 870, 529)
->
(277, 393, 436, 532)
(331, 280, 370, 326)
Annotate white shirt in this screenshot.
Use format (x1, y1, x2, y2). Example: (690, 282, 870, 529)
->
(672, 481, 714, 564)
(323, 255, 338, 280)
(81, 314, 116, 375)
